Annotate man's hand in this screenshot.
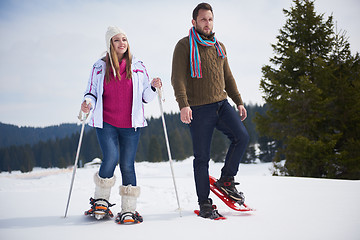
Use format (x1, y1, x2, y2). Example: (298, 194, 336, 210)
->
(237, 105, 247, 121)
(180, 106, 192, 124)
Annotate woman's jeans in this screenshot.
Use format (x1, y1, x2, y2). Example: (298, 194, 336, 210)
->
(189, 100, 249, 202)
(96, 122, 140, 186)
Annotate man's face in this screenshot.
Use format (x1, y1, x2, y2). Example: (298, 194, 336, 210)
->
(192, 9, 213, 36)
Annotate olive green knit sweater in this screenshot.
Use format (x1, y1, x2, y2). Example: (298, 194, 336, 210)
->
(171, 35, 243, 110)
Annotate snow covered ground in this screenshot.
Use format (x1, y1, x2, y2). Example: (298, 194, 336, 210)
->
(1, 158, 359, 240)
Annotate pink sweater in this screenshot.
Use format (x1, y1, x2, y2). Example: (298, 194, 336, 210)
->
(103, 59, 133, 128)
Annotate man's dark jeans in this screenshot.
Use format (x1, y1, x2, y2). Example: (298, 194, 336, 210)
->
(189, 99, 249, 202)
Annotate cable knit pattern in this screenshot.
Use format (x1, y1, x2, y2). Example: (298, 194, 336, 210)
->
(103, 59, 133, 128)
(171, 35, 243, 110)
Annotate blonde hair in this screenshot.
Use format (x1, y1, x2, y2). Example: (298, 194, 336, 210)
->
(105, 40, 132, 83)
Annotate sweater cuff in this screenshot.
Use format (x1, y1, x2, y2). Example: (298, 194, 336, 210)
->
(232, 95, 244, 106)
(177, 98, 190, 110)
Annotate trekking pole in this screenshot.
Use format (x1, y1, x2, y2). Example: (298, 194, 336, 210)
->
(156, 87, 182, 217)
(64, 99, 90, 218)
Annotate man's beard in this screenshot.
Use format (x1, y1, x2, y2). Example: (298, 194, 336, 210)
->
(195, 26, 212, 37)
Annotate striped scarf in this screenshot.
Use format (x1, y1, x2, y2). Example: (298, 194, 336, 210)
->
(189, 27, 226, 78)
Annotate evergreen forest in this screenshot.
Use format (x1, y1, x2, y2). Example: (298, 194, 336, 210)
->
(0, 104, 268, 173)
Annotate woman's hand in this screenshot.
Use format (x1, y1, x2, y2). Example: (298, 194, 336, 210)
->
(151, 77, 162, 89)
(81, 101, 92, 114)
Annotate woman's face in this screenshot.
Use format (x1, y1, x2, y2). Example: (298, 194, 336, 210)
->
(112, 33, 128, 58)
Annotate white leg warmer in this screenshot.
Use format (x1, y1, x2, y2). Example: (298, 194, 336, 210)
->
(119, 185, 140, 213)
(94, 172, 116, 201)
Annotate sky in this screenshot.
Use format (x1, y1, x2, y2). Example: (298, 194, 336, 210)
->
(0, 0, 359, 127)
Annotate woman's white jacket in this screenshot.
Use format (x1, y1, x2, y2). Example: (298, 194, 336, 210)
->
(83, 56, 157, 129)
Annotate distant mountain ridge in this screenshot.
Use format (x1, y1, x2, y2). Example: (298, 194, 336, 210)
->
(0, 122, 87, 147)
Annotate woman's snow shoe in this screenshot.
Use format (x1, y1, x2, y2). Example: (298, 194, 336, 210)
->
(115, 211, 143, 224)
(116, 185, 142, 224)
(84, 172, 116, 220)
(84, 197, 115, 220)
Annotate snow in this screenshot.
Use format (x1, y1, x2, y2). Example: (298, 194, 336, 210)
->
(1, 158, 359, 240)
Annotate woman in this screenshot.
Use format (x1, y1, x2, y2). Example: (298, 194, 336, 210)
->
(82, 26, 162, 224)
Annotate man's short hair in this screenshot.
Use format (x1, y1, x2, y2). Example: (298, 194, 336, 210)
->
(192, 2, 213, 20)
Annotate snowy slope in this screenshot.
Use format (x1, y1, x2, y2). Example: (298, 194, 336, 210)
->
(1, 159, 359, 240)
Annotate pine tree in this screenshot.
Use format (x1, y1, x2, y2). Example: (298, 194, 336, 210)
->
(242, 144, 256, 164)
(147, 136, 162, 162)
(210, 129, 228, 162)
(325, 29, 360, 178)
(39, 142, 52, 168)
(0, 149, 12, 172)
(255, 0, 360, 179)
(169, 129, 186, 160)
(19, 145, 35, 173)
(257, 136, 280, 163)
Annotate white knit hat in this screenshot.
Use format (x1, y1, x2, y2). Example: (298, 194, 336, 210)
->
(105, 26, 127, 77)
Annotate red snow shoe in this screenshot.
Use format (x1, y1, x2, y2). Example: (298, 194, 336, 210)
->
(194, 198, 226, 220)
(210, 176, 254, 212)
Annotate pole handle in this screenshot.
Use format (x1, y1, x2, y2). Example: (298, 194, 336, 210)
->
(78, 98, 91, 122)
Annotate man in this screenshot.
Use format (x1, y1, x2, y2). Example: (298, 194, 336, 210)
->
(171, 3, 249, 219)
